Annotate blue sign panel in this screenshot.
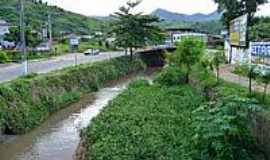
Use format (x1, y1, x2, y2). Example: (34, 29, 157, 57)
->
(251, 42, 270, 57)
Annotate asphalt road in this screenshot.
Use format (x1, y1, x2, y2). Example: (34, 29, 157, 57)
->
(0, 51, 125, 83)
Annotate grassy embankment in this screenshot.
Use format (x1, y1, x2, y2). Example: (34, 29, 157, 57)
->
(80, 65, 266, 160)
(0, 56, 145, 134)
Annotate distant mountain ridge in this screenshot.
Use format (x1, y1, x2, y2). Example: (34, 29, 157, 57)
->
(152, 8, 221, 22)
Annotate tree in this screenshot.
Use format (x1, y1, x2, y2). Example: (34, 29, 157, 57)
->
(4, 26, 42, 48)
(168, 37, 206, 83)
(211, 50, 225, 82)
(111, 0, 164, 61)
(242, 63, 258, 95)
(250, 17, 270, 41)
(214, 0, 268, 28)
(256, 67, 270, 102)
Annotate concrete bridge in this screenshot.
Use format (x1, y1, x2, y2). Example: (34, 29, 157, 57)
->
(136, 45, 177, 67)
(136, 45, 176, 54)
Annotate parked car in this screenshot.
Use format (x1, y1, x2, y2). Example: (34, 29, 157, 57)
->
(84, 48, 100, 56)
(35, 42, 51, 52)
(0, 40, 15, 49)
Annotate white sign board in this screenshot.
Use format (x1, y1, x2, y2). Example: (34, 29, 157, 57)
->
(70, 37, 79, 46)
(42, 28, 48, 38)
(250, 42, 270, 57)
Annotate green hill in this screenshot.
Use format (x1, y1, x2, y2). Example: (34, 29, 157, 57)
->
(158, 20, 223, 34)
(0, 0, 107, 37)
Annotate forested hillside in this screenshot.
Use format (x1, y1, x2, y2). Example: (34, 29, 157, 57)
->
(158, 20, 223, 34)
(0, 0, 107, 36)
(152, 8, 223, 34)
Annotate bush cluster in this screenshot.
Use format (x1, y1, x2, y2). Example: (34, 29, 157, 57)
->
(187, 95, 261, 160)
(0, 56, 145, 134)
(153, 66, 186, 86)
(0, 51, 10, 63)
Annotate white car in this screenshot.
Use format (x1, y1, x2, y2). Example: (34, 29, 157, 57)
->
(35, 43, 51, 52)
(84, 49, 100, 56)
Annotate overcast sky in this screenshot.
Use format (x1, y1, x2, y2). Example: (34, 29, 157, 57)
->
(43, 0, 270, 17)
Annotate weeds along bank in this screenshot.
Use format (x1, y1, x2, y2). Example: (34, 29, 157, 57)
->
(0, 56, 146, 134)
(79, 79, 204, 160)
(191, 65, 270, 159)
(79, 65, 266, 160)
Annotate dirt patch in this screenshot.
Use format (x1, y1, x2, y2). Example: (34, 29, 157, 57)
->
(74, 140, 87, 160)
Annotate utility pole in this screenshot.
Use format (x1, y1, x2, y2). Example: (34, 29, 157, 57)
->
(19, 0, 28, 75)
(48, 13, 52, 49)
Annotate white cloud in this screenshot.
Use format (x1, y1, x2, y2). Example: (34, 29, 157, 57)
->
(43, 0, 270, 17)
(43, 0, 217, 16)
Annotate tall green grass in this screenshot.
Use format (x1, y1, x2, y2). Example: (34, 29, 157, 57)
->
(0, 56, 145, 134)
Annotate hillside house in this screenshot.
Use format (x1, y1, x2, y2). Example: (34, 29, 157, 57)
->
(0, 20, 10, 40)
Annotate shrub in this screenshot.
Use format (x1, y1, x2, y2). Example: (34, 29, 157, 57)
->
(0, 56, 145, 134)
(234, 63, 250, 76)
(154, 66, 186, 86)
(188, 95, 261, 160)
(128, 79, 150, 88)
(0, 51, 10, 63)
(167, 37, 206, 83)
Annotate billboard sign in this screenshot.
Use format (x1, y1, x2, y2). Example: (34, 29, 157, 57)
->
(230, 14, 248, 47)
(250, 42, 270, 57)
(42, 28, 48, 38)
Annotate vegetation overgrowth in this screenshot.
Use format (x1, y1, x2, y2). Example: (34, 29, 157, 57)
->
(0, 51, 10, 63)
(167, 37, 206, 83)
(81, 80, 204, 160)
(80, 66, 264, 159)
(0, 56, 145, 134)
(79, 38, 270, 160)
(191, 64, 270, 159)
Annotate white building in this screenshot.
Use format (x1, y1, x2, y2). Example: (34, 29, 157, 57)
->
(0, 20, 10, 40)
(166, 28, 208, 45)
(0, 20, 14, 48)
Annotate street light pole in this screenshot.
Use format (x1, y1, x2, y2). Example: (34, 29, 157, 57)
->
(19, 0, 28, 75)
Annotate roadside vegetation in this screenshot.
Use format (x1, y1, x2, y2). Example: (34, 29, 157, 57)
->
(0, 51, 10, 63)
(0, 56, 145, 134)
(0, 38, 116, 64)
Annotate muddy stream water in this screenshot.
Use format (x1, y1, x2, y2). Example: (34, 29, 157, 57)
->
(0, 71, 154, 160)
